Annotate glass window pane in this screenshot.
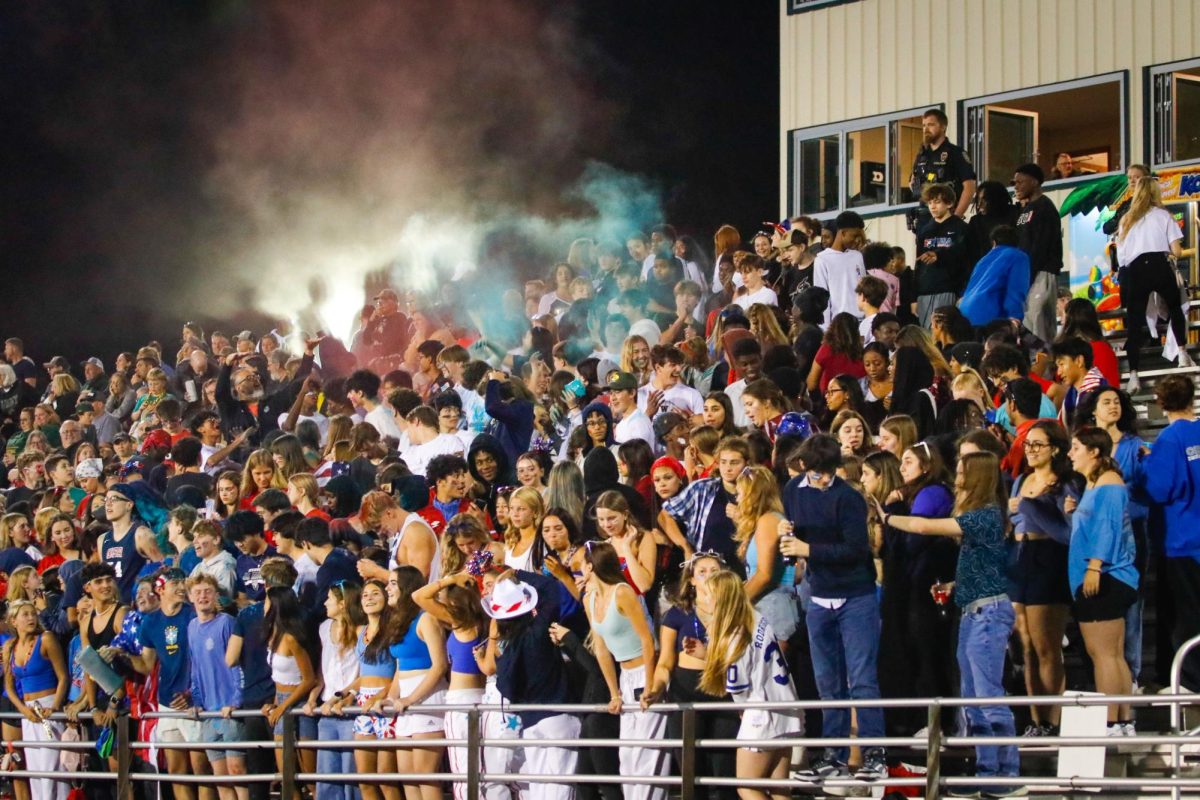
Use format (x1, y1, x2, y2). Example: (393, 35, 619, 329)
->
(890, 116, 925, 204)
(798, 134, 840, 214)
(1173, 67, 1200, 162)
(847, 127, 886, 207)
(973, 81, 1122, 182)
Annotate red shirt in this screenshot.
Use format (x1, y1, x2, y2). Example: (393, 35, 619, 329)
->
(1090, 340, 1120, 389)
(305, 508, 332, 522)
(814, 344, 867, 393)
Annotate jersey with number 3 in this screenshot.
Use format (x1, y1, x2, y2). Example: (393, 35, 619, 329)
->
(724, 613, 797, 704)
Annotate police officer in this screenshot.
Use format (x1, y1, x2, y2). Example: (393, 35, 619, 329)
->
(908, 108, 977, 232)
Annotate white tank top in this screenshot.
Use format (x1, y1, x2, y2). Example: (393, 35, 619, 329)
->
(505, 541, 534, 572)
(390, 514, 441, 582)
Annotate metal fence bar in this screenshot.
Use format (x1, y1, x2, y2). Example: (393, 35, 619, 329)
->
(1171, 632, 1200, 800)
(6, 688, 1200, 795)
(926, 700, 942, 800)
(680, 705, 695, 800)
(280, 711, 296, 800)
(466, 707, 480, 800)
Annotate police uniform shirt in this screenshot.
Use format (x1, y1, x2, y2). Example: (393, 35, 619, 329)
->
(910, 140, 977, 202)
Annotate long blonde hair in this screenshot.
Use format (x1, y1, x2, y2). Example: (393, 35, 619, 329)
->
(1118, 176, 1164, 242)
(733, 466, 783, 560)
(504, 486, 545, 550)
(620, 335, 651, 383)
(699, 571, 756, 696)
(747, 304, 790, 347)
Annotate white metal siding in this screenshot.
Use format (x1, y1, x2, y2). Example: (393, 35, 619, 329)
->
(780, 0, 1200, 213)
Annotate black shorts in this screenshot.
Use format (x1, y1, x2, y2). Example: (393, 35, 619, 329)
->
(1007, 538, 1072, 606)
(1073, 573, 1137, 623)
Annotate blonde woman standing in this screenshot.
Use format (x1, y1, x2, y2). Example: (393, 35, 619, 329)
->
(1116, 175, 1194, 391)
(699, 571, 801, 800)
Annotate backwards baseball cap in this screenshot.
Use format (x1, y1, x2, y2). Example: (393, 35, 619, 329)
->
(74, 402, 93, 416)
(112, 432, 133, 444)
(43, 355, 69, 370)
(784, 230, 809, 248)
(81, 357, 104, 370)
(594, 358, 619, 384)
(606, 370, 638, 392)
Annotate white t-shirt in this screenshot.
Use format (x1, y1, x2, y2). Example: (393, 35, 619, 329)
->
(614, 407, 655, 445)
(293, 552, 318, 597)
(1117, 207, 1183, 267)
(859, 313, 876, 345)
(275, 412, 331, 446)
(629, 318, 662, 346)
(636, 382, 704, 417)
(401, 432, 466, 477)
(724, 379, 749, 427)
(734, 286, 779, 310)
(364, 403, 403, 441)
(814, 248, 867, 323)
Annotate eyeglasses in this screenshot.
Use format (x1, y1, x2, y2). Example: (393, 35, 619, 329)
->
(1023, 440, 1049, 451)
(825, 387, 844, 396)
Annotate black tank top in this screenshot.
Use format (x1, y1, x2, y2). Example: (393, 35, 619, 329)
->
(89, 605, 121, 651)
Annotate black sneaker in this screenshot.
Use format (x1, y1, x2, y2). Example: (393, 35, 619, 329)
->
(797, 752, 850, 781)
(854, 749, 888, 781)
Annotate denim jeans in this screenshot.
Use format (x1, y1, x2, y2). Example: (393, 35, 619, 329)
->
(957, 598, 1018, 782)
(806, 592, 884, 761)
(316, 716, 361, 800)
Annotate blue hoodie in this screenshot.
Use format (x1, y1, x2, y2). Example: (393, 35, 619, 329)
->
(1139, 418, 1200, 560)
(959, 245, 1031, 326)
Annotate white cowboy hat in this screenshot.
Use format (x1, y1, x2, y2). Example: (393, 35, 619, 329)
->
(482, 579, 539, 620)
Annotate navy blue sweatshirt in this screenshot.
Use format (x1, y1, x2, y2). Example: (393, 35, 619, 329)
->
(782, 476, 875, 599)
(495, 570, 572, 727)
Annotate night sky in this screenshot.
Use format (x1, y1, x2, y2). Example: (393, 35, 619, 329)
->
(0, 1, 778, 363)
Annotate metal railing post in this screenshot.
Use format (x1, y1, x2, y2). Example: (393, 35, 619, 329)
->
(116, 713, 132, 800)
(467, 707, 481, 799)
(281, 712, 297, 800)
(680, 705, 696, 800)
(1170, 633, 1200, 800)
(925, 701, 942, 800)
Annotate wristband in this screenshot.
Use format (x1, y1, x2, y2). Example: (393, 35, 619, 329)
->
(1086, 567, 1101, 573)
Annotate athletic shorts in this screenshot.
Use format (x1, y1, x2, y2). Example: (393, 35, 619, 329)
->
(391, 675, 446, 737)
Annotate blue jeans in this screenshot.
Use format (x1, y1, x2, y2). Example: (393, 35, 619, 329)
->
(957, 598, 1018, 782)
(806, 593, 884, 761)
(316, 716, 361, 800)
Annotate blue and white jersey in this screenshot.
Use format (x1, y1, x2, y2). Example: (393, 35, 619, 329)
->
(724, 612, 797, 705)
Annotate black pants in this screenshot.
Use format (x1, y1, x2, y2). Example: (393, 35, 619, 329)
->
(665, 668, 740, 800)
(1120, 252, 1188, 371)
(576, 712, 621, 800)
(1166, 557, 1200, 692)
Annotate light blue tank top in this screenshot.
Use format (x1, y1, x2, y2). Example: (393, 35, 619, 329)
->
(745, 518, 796, 588)
(588, 587, 642, 662)
(356, 627, 397, 679)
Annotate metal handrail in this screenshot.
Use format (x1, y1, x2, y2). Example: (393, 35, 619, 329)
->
(6, 691, 1200, 798)
(1170, 632, 1200, 800)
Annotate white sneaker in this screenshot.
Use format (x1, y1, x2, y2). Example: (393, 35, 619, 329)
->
(1106, 723, 1126, 737)
(1179, 350, 1196, 369)
(1125, 371, 1141, 393)
(1122, 722, 1137, 737)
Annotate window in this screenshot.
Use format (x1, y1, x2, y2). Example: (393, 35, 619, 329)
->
(789, 107, 933, 217)
(962, 73, 1126, 185)
(1149, 58, 1200, 168)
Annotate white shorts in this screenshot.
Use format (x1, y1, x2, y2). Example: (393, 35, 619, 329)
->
(737, 707, 803, 752)
(392, 674, 446, 737)
(156, 715, 203, 744)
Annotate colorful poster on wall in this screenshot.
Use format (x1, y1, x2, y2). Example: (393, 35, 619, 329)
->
(1066, 209, 1121, 314)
